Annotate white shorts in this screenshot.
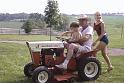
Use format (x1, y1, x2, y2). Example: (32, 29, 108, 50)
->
(78, 45, 91, 53)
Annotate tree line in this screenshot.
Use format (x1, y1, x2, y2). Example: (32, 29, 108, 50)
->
(0, 13, 29, 21)
(0, 0, 70, 34)
(21, 0, 70, 34)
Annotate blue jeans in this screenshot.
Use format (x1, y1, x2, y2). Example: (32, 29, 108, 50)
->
(100, 35, 109, 45)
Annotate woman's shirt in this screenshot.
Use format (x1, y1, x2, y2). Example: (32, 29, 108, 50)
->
(94, 22, 103, 36)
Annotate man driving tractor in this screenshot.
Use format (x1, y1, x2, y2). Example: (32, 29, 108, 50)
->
(56, 15, 94, 69)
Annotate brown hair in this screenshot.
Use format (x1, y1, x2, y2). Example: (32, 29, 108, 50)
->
(70, 22, 79, 28)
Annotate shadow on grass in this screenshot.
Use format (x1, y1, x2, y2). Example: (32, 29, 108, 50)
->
(1, 76, 32, 83)
(1, 77, 88, 83)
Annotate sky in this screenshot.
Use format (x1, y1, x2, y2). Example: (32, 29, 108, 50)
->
(0, 0, 124, 14)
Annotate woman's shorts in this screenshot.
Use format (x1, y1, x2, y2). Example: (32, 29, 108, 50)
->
(100, 35, 109, 45)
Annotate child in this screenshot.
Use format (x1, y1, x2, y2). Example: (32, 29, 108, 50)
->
(56, 22, 81, 69)
(60, 22, 81, 45)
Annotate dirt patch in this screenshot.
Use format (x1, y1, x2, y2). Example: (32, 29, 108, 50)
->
(108, 48, 124, 56)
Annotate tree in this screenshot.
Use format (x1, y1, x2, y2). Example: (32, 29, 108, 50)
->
(44, 0, 60, 27)
(21, 20, 33, 34)
(34, 20, 46, 29)
(29, 13, 44, 21)
(57, 14, 70, 31)
(28, 13, 47, 29)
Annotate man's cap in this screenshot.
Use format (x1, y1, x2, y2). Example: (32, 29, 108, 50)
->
(78, 14, 89, 20)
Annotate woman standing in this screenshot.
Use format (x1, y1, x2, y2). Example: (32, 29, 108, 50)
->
(93, 12, 113, 72)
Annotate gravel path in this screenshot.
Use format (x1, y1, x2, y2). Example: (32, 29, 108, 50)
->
(108, 48, 124, 56)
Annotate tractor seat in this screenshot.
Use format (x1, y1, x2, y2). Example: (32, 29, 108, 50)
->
(77, 50, 97, 58)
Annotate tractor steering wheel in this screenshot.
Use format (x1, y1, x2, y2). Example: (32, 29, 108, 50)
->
(56, 36, 70, 42)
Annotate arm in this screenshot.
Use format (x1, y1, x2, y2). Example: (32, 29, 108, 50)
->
(68, 26, 93, 44)
(79, 34, 91, 42)
(61, 31, 72, 36)
(78, 34, 91, 44)
(68, 34, 91, 44)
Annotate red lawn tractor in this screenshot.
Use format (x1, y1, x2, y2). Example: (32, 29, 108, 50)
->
(24, 38, 101, 83)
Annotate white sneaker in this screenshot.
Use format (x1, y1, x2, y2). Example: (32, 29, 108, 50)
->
(56, 63, 67, 69)
(56, 59, 69, 69)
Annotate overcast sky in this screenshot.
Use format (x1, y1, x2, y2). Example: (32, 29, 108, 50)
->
(0, 0, 123, 14)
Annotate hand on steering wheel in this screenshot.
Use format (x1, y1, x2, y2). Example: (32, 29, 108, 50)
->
(56, 36, 70, 42)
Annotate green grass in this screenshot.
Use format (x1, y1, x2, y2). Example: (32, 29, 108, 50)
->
(0, 43, 124, 83)
(0, 43, 31, 83)
(0, 34, 56, 41)
(89, 55, 124, 83)
(0, 21, 24, 29)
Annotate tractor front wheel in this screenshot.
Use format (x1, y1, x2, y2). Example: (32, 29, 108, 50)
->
(32, 66, 52, 83)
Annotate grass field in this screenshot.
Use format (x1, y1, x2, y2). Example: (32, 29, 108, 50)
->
(0, 34, 56, 41)
(0, 21, 24, 29)
(0, 43, 124, 83)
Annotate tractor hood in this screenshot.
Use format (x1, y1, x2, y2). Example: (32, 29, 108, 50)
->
(27, 41, 64, 52)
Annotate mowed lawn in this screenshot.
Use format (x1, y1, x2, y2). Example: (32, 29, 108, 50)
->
(0, 35, 56, 41)
(0, 21, 24, 29)
(0, 43, 124, 83)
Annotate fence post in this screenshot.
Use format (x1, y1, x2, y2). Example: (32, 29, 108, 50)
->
(121, 25, 124, 38)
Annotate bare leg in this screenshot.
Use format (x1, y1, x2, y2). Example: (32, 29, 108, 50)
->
(95, 41, 113, 71)
(66, 43, 78, 59)
(56, 43, 78, 69)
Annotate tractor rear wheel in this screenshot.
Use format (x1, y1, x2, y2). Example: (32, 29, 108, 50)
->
(77, 57, 101, 81)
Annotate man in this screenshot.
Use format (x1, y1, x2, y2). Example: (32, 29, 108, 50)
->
(56, 15, 93, 69)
